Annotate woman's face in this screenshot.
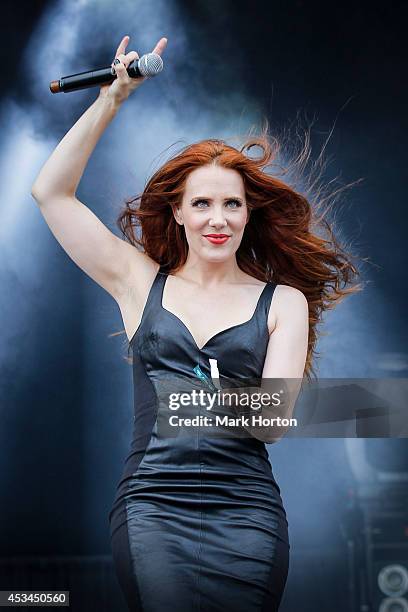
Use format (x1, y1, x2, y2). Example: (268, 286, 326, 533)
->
(174, 164, 250, 263)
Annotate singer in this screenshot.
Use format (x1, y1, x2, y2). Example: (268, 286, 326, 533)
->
(31, 35, 361, 612)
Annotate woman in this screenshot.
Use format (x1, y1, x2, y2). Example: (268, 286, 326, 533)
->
(31, 35, 361, 611)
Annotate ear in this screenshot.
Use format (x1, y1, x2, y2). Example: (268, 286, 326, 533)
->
(172, 205, 183, 225)
(246, 208, 251, 224)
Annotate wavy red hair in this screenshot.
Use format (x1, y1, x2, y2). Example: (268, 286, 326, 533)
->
(113, 120, 367, 381)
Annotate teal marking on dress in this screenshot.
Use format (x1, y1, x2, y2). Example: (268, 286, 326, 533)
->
(193, 364, 218, 392)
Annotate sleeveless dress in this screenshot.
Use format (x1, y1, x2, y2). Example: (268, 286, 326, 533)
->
(109, 267, 290, 612)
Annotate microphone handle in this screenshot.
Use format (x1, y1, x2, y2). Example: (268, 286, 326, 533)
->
(50, 60, 142, 94)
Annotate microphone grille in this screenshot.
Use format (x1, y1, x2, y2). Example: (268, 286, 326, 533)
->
(138, 53, 164, 77)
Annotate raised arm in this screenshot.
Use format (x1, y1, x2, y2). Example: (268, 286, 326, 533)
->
(30, 35, 167, 302)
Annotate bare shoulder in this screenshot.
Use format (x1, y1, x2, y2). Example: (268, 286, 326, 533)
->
(270, 284, 309, 330)
(274, 284, 308, 302)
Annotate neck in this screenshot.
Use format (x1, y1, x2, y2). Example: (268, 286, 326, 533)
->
(174, 257, 243, 288)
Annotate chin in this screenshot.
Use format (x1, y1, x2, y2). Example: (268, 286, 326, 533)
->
(201, 252, 234, 263)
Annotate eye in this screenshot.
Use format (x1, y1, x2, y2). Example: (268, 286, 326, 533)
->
(192, 199, 243, 208)
(191, 200, 209, 208)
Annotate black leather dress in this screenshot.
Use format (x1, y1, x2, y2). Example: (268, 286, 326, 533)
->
(109, 267, 289, 611)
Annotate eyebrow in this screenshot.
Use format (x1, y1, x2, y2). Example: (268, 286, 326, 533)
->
(190, 196, 245, 202)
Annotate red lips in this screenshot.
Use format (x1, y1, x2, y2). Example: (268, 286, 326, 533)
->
(204, 235, 231, 245)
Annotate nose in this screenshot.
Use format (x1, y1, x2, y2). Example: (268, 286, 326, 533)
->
(208, 205, 228, 228)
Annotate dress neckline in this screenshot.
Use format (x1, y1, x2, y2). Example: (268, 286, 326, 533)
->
(160, 272, 269, 352)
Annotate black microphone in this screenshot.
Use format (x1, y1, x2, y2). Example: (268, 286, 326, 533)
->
(49, 52, 163, 94)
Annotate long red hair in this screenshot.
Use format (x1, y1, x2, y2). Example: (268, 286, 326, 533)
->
(114, 120, 367, 381)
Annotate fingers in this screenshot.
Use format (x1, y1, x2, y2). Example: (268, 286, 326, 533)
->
(126, 50, 139, 63)
(112, 34, 167, 80)
(114, 50, 139, 68)
(111, 53, 126, 68)
(115, 35, 129, 59)
(151, 37, 168, 56)
(115, 34, 167, 61)
(111, 54, 128, 80)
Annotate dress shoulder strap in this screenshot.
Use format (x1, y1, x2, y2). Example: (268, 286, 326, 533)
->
(259, 281, 277, 322)
(140, 266, 166, 317)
